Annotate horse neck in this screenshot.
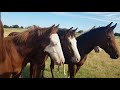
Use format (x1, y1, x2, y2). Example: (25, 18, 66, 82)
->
(13, 29, 48, 56)
(77, 32, 98, 56)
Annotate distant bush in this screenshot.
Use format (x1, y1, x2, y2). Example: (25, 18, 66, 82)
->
(12, 25, 19, 28)
(78, 30, 83, 33)
(20, 26, 24, 28)
(114, 33, 120, 37)
(4, 25, 9, 28)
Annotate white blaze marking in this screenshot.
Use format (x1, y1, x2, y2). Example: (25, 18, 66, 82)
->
(44, 34, 65, 65)
(68, 36, 81, 63)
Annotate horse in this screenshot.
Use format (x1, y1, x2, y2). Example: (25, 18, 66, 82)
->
(0, 20, 65, 78)
(67, 22, 120, 78)
(8, 27, 81, 78)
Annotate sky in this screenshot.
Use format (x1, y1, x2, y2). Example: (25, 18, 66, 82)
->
(1, 12, 120, 33)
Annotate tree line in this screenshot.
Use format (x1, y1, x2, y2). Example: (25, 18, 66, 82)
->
(3, 25, 120, 37)
(4, 25, 24, 28)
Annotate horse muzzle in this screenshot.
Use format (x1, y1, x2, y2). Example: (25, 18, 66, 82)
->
(110, 53, 119, 59)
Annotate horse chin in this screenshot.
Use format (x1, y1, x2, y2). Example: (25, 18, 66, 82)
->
(71, 57, 79, 63)
(110, 55, 119, 59)
(50, 54, 62, 65)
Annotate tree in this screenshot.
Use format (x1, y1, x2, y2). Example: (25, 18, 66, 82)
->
(78, 30, 83, 33)
(114, 33, 120, 37)
(20, 26, 24, 28)
(4, 25, 9, 28)
(12, 25, 19, 28)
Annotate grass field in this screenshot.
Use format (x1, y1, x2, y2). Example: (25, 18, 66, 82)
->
(4, 28, 120, 78)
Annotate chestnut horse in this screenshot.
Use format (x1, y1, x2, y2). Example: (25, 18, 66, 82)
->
(0, 20, 65, 78)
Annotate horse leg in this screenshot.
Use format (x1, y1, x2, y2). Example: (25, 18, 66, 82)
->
(0, 73, 12, 78)
(67, 64, 70, 78)
(30, 62, 33, 78)
(57, 65, 60, 72)
(76, 56, 87, 74)
(68, 63, 77, 78)
(30, 63, 39, 78)
(12, 72, 22, 78)
(40, 63, 45, 78)
(50, 60, 54, 78)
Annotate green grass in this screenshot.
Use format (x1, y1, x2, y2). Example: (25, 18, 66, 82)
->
(4, 28, 120, 78)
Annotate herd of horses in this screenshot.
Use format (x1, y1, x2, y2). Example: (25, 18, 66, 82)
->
(0, 20, 120, 78)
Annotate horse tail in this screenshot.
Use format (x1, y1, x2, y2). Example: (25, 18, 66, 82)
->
(0, 19, 5, 62)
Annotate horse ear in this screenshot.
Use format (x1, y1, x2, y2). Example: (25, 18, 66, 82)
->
(106, 22, 113, 29)
(111, 23, 117, 31)
(51, 24, 55, 28)
(69, 27, 73, 31)
(92, 26, 96, 29)
(72, 28, 78, 32)
(50, 24, 55, 30)
(55, 24, 60, 28)
(65, 27, 73, 34)
(48, 24, 55, 33)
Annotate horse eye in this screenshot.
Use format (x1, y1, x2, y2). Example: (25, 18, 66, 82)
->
(52, 42, 57, 46)
(108, 37, 111, 40)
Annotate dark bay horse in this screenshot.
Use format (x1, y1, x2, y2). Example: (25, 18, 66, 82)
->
(67, 22, 120, 78)
(8, 27, 81, 78)
(0, 20, 65, 78)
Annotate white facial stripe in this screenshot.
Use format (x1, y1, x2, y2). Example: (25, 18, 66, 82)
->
(68, 36, 81, 62)
(44, 34, 65, 65)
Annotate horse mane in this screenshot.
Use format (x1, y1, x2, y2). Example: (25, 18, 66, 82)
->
(58, 28, 75, 38)
(12, 26, 49, 47)
(78, 26, 105, 37)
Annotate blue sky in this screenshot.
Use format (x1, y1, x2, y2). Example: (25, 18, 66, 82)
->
(1, 12, 120, 33)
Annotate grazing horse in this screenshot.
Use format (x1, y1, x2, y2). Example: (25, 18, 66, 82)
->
(67, 22, 120, 78)
(8, 27, 81, 78)
(0, 20, 65, 78)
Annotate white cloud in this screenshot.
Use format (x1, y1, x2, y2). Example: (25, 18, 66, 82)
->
(49, 12, 120, 23)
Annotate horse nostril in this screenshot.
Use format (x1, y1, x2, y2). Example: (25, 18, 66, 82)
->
(76, 58, 79, 62)
(115, 54, 119, 58)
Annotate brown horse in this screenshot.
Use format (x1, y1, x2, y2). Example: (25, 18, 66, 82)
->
(8, 27, 81, 78)
(0, 20, 65, 78)
(67, 22, 120, 78)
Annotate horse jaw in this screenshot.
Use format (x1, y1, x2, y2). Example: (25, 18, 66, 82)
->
(44, 34, 65, 65)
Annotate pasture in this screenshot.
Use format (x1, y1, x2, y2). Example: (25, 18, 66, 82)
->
(4, 28, 120, 78)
